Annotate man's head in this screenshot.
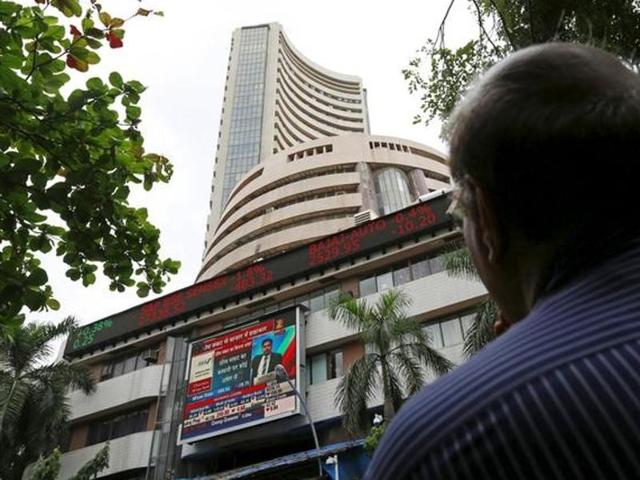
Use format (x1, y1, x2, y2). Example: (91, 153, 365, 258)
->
(450, 43, 640, 320)
(262, 338, 273, 355)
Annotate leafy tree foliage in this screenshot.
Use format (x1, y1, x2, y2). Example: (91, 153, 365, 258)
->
(0, 0, 178, 330)
(29, 444, 109, 480)
(0, 316, 95, 480)
(329, 289, 454, 435)
(405, 0, 640, 127)
(407, 1, 640, 353)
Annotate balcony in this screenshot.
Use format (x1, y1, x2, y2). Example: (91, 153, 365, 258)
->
(69, 364, 165, 421)
(58, 430, 154, 479)
(305, 271, 487, 351)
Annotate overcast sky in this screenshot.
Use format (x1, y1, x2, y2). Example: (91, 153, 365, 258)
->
(35, 0, 476, 334)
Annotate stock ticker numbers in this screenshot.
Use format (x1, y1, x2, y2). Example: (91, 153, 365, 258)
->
(72, 318, 114, 349)
(392, 204, 438, 236)
(233, 263, 274, 293)
(307, 219, 387, 266)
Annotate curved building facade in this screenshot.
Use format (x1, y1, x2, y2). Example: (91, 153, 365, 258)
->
(206, 23, 369, 232)
(198, 133, 450, 280)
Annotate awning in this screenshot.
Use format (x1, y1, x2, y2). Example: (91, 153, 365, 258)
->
(179, 439, 365, 480)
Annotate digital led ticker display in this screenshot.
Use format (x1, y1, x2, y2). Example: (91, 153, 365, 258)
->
(65, 194, 452, 357)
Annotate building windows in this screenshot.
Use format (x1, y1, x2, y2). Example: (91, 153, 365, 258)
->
(296, 285, 340, 313)
(358, 252, 446, 296)
(86, 406, 150, 446)
(99, 347, 159, 382)
(221, 26, 269, 208)
(374, 167, 413, 215)
(306, 349, 344, 385)
(423, 311, 476, 349)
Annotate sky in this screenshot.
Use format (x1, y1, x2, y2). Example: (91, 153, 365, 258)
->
(35, 0, 477, 336)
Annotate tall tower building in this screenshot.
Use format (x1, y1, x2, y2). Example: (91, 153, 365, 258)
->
(206, 23, 369, 232)
(199, 23, 450, 281)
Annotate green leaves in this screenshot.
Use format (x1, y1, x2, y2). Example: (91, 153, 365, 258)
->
(108, 71, 122, 88)
(0, 0, 178, 329)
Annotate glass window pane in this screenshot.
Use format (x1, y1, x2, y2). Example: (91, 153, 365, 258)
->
(310, 354, 327, 384)
(359, 276, 376, 297)
(111, 415, 127, 439)
(461, 313, 475, 338)
(112, 358, 126, 377)
(324, 288, 340, 308)
(122, 355, 137, 375)
(393, 265, 411, 286)
(96, 421, 111, 443)
(423, 323, 443, 349)
(411, 258, 431, 279)
(376, 272, 393, 292)
(429, 255, 444, 274)
(441, 318, 463, 347)
(309, 293, 324, 313)
(329, 351, 344, 379)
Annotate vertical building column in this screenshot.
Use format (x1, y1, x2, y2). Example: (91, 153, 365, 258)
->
(357, 162, 379, 216)
(409, 168, 430, 197)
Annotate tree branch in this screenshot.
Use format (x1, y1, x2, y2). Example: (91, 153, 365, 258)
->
(487, 0, 517, 49)
(470, 0, 502, 56)
(435, 0, 457, 49)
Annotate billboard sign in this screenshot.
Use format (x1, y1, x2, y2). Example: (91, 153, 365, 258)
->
(179, 307, 302, 443)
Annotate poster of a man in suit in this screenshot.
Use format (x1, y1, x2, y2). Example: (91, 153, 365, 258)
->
(251, 337, 282, 384)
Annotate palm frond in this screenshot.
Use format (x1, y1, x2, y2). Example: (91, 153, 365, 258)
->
(391, 350, 425, 396)
(374, 290, 411, 327)
(381, 362, 404, 414)
(463, 300, 498, 357)
(328, 293, 374, 333)
(443, 247, 480, 280)
(410, 341, 456, 376)
(335, 354, 379, 435)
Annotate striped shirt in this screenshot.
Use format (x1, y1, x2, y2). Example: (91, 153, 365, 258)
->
(366, 240, 640, 479)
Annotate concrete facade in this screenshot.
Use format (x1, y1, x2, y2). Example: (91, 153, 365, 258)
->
(199, 133, 450, 280)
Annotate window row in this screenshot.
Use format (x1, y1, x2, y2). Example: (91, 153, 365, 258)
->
(99, 347, 159, 381)
(359, 254, 445, 296)
(86, 406, 149, 446)
(369, 140, 410, 152)
(287, 143, 333, 162)
(423, 312, 475, 349)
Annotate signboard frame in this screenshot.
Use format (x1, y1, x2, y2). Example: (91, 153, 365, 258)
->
(177, 306, 304, 444)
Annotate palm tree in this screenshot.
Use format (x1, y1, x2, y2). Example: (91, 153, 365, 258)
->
(442, 246, 497, 357)
(0, 316, 95, 480)
(329, 289, 454, 435)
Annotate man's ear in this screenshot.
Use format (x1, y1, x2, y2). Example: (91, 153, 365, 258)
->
(469, 179, 503, 264)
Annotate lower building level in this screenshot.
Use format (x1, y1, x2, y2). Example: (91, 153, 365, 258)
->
(49, 193, 485, 479)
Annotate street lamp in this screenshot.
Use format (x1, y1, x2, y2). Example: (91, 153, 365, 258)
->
(274, 364, 323, 479)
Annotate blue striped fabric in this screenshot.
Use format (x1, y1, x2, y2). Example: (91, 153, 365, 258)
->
(366, 240, 640, 479)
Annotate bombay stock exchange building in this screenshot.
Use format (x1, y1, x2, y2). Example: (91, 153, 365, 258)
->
(48, 23, 487, 480)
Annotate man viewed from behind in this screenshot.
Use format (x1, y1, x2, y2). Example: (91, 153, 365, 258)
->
(366, 43, 640, 479)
